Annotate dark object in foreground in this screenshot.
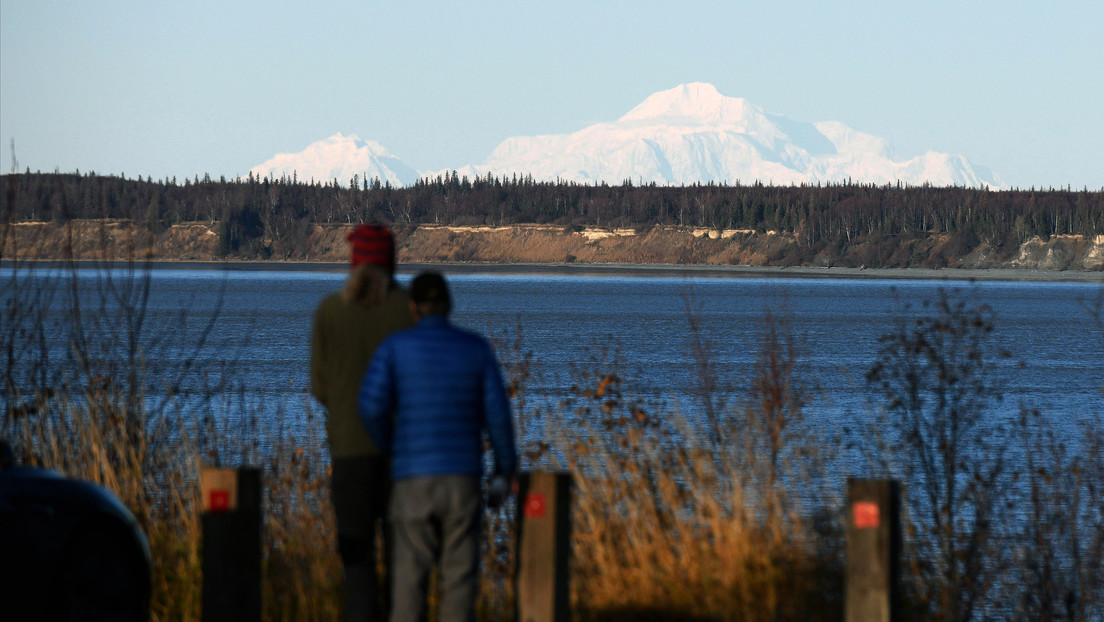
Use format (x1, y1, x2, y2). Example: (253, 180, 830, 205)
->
(199, 467, 262, 622)
(0, 439, 151, 622)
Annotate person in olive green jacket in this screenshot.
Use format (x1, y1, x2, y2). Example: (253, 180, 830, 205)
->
(311, 223, 414, 622)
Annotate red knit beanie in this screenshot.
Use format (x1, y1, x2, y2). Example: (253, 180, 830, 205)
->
(347, 223, 395, 273)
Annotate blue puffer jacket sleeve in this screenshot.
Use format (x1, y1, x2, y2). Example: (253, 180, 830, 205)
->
(482, 349, 517, 476)
(358, 315, 517, 480)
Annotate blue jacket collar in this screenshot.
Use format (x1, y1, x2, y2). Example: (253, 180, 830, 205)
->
(418, 314, 449, 328)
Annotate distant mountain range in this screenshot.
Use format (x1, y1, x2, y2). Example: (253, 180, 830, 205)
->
(250, 83, 1003, 189)
(250, 134, 421, 187)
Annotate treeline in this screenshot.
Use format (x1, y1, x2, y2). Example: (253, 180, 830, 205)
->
(3, 171, 1102, 257)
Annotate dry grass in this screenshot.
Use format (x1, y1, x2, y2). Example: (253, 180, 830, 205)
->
(546, 329, 843, 622)
(261, 417, 343, 622)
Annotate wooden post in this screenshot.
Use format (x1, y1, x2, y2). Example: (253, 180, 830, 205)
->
(200, 466, 262, 622)
(845, 478, 900, 622)
(515, 471, 571, 622)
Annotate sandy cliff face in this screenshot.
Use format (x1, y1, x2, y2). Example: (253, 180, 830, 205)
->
(2, 220, 222, 261)
(2, 220, 1102, 272)
(1010, 235, 1104, 271)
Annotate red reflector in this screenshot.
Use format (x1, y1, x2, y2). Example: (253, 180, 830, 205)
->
(209, 489, 231, 513)
(524, 492, 546, 519)
(853, 501, 880, 529)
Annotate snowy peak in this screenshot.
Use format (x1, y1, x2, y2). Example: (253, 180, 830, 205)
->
(250, 133, 419, 187)
(468, 83, 1002, 188)
(620, 82, 757, 127)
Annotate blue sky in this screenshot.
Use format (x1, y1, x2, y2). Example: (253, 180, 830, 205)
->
(2, 0, 1102, 189)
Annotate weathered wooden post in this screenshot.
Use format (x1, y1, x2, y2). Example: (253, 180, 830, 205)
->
(845, 478, 901, 622)
(515, 471, 571, 622)
(200, 466, 262, 622)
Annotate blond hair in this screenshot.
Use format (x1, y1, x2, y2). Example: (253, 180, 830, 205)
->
(341, 263, 392, 308)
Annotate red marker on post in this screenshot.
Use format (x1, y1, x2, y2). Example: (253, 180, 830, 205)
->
(524, 492, 546, 519)
(209, 489, 231, 513)
(852, 501, 880, 529)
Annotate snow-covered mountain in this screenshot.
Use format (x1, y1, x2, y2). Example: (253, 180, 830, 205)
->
(461, 83, 1002, 188)
(250, 84, 1002, 188)
(249, 133, 420, 187)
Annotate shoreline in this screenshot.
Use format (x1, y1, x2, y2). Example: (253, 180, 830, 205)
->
(406, 262, 1104, 283)
(7, 258, 1103, 282)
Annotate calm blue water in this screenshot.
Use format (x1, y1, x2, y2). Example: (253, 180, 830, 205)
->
(4, 265, 1103, 446)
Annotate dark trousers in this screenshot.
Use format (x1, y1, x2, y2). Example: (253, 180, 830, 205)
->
(388, 476, 482, 622)
(331, 455, 390, 622)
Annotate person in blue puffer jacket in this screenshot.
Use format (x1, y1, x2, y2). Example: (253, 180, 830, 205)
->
(359, 271, 517, 622)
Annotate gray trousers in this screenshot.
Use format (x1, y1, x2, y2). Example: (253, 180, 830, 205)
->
(388, 476, 481, 622)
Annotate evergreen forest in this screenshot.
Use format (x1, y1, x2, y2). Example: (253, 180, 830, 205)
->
(3, 171, 1102, 262)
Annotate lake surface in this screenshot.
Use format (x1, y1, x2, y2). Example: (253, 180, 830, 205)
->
(4, 265, 1103, 452)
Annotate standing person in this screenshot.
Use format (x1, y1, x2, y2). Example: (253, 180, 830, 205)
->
(359, 272, 517, 622)
(311, 223, 415, 622)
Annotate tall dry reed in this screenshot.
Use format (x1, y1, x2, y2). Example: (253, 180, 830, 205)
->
(865, 286, 1104, 621)
(539, 313, 843, 621)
